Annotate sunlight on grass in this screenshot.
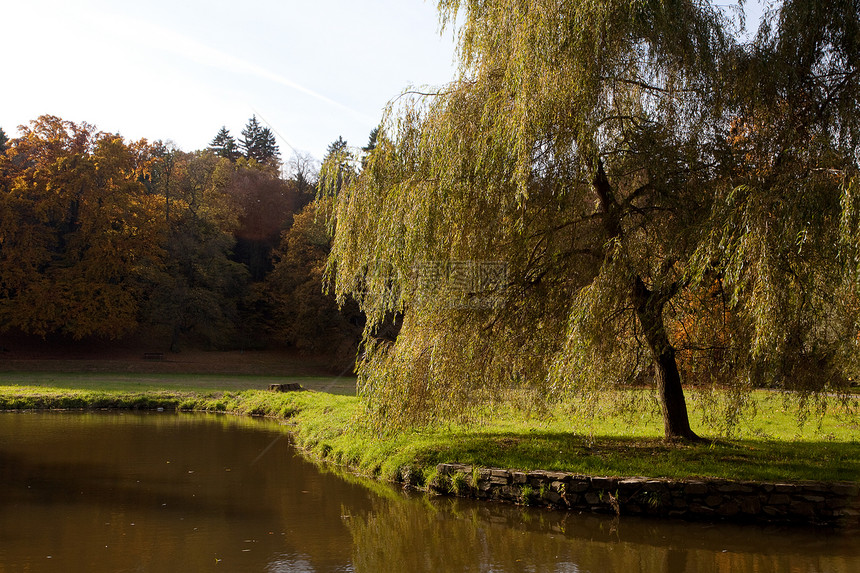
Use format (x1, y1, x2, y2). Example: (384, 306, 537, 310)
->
(0, 380, 856, 484)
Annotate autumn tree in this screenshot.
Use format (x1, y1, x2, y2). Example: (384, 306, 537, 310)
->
(140, 150, 250, 350)
(327, 1, 859, 439)
(689, 0, 860, 405)
(0, 127, 7, 154)
(0, 116, 165, 339)
(264, 197, 362, 364)
(225, 163, 309, 282)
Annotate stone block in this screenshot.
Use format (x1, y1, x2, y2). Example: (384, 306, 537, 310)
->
(789, 501, 815, 517)
(774, 483, 798, 493)
(684, 482, 709, 496)
(591, 477, 616, 489)
(499, 486, 518, 500)
(717, 501, 740, 516)
(645, 480, 669, 491)
(689, 503, 715, 514)
(672, 498, 689, 509)
(788, 501, 815, 517)
(569, 480, 590, 493)
(511, 472, 528, 484)
(826, 497, 848, 509)
(830, 484, 860, 497)
(768, 494, 791, 505)
(740, 496, 761, 514)
(717, 483, 753, 493)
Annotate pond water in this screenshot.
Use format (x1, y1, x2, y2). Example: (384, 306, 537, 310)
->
(0, 411, 856, 572)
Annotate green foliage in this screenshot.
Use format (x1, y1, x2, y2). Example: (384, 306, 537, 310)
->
(446, 470, 464, 494)
(518, 485, 536, 506)
(328, 0, 860, 439)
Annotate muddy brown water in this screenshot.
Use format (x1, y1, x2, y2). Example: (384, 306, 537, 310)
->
(0, 411, 856, 572)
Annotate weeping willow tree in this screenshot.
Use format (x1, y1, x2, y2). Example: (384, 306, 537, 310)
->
(326, 0, 860, 440)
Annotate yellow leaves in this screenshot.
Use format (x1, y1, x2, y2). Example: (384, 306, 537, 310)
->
(0, 116, 165, 339)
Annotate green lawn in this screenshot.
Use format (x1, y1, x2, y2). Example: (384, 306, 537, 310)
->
(0, 370, 358, 395)
(0, 373, 857, 486)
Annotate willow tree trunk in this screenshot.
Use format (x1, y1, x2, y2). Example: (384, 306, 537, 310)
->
(632, 276, 700, 441)
(593, 162, 699, 440)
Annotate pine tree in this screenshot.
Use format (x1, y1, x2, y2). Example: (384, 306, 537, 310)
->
(240, 116, 263, 161)
(256, 126, 281, 167)
(326, 135, 348, 158)
(209, 126, 238, 160)
(362, 127, 379, 153)
(0, 127, 8, 155)
(239, 116, 280, 167)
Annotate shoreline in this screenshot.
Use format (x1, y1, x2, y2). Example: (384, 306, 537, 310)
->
(426, 463, 860, 528)
(0, 385, 858, 528)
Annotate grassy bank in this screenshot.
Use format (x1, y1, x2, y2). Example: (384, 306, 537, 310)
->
(0, 376, 857, 486)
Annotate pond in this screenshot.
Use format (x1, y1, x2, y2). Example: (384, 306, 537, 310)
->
(0, 411, 856, 572)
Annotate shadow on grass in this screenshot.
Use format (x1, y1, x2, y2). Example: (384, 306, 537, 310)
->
(409, 430, 860, 483)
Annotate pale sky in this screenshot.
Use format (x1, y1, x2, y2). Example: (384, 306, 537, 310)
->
(2, 1, 764, 163)
(2, 0, 459, 161)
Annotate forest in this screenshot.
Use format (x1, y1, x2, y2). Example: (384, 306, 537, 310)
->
(2, 1, 859, 443)
(0, 115, 364, 366)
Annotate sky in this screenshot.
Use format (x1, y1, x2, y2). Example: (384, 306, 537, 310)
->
(2, 0, 459, 161)
(2, 1, 765, 164)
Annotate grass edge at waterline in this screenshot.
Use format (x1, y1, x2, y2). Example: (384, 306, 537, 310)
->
(0, 385, 857, 486)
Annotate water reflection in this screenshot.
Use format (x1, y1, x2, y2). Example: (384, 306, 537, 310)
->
(348, 493, 859, 572)
(0, 411, 856, 573)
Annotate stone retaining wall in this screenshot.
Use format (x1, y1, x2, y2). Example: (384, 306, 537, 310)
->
(429, 463, 860, 527)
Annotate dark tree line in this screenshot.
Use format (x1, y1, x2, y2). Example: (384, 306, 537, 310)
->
(0, 116, 363, 367)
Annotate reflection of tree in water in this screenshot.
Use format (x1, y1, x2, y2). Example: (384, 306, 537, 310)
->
(346, 495, 858, 573)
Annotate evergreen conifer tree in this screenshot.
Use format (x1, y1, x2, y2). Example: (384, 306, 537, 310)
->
(239, 116, 280, 167)
(209, 126, 238, 160)
(239, 115, 263, 161)
(256, 126, 281, 167)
